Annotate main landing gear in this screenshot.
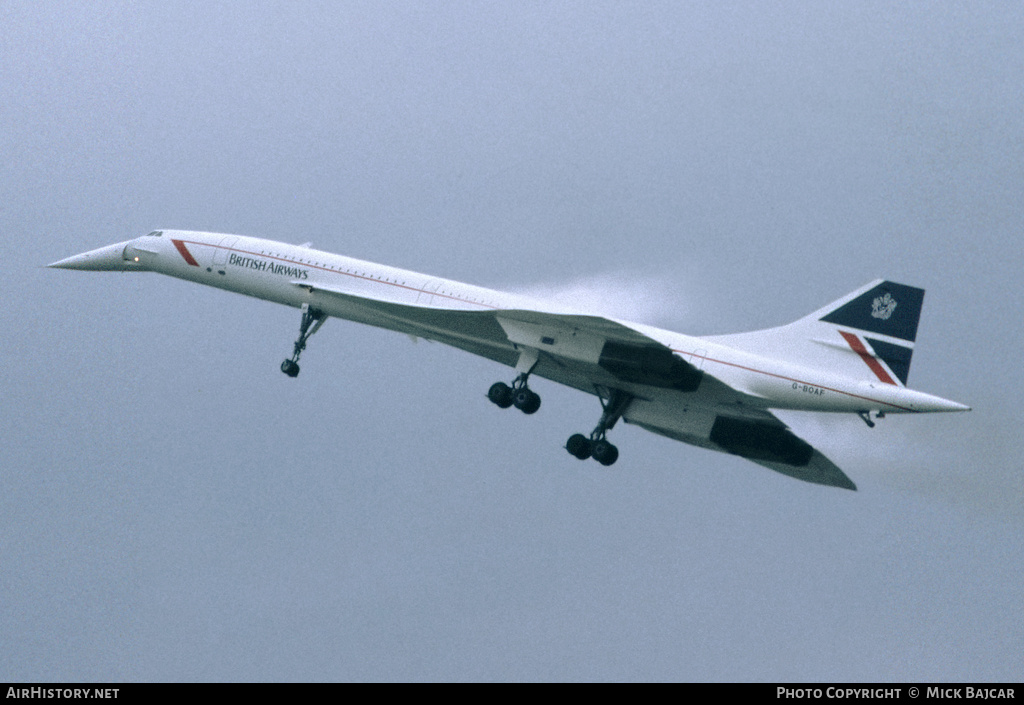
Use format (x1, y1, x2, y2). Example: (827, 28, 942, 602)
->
(281, 303, 326, 378)
(487, 373, 541, 414)
(487, 347, 542, 414)
(484, 346, 631, 467)
(565, 389, 633, 467)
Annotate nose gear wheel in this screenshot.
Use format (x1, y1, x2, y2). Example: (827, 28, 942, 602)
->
(281, 304, 326, 378)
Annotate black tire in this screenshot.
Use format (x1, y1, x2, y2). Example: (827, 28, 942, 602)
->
(487, 382, 514, 408)
(592, 439, 619, 466)
(513, 388, 541, 415)
(281, 360, 300, 377)
(566, 434, 592, 460)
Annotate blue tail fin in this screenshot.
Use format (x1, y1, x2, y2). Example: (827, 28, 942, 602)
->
(818, 280, 925, 343)
(814, 280, 923, 385)
(707, 280, 925, 387)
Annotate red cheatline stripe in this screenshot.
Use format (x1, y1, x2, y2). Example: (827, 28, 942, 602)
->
(839, 331, 896, 385)
(673, 349, 915, 412)
(171, 239, 200, 266)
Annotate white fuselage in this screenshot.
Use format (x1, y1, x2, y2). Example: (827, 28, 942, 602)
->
(107, 230, 963, 416)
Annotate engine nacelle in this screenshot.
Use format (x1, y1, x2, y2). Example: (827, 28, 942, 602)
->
(709, 416, 814, 467)
(598, 341, 702, 391)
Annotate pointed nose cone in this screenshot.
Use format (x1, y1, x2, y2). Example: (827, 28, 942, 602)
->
(48, 241, 135, 271)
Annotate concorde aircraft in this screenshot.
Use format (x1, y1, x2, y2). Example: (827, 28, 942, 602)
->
(50, 230, 970, 490)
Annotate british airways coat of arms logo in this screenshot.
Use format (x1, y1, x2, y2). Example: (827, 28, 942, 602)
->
(871, 292, 897, 320)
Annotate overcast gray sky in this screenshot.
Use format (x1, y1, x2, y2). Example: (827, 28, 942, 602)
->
(2, 1, 1021, 682)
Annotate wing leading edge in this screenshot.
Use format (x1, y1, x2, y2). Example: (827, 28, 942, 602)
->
(297, 280, 856, 490)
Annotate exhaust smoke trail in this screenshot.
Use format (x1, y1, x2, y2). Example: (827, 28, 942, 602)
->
(778, 411, 1022, 520)
(509, 270, 694, 328)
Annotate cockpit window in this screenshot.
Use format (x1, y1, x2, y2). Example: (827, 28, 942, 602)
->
(147, 231, 163, 237)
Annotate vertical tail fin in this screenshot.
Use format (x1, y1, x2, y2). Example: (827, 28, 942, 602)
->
(708, 280, 926, 386)
(812, 280, 924, 385)
(815, 280, 924, 345)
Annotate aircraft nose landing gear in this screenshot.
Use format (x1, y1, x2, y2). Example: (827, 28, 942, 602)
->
(281, 303, 326, 378)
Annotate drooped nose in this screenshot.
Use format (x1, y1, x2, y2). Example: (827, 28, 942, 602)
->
(47, 240, 139, 271)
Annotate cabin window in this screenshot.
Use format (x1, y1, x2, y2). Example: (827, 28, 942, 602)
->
(147, 231, 163, 237)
